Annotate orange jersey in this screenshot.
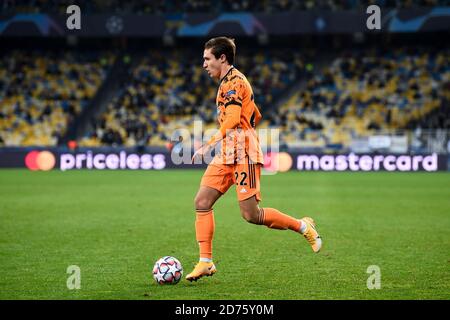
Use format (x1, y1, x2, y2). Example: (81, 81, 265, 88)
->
(212, 67, 264, 165)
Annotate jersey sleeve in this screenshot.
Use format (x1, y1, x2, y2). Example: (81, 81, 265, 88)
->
(253, 105, 262, 127)
(208, 105, 241, 145)
(223, 78, 245, 108)
(207, 79, 246, 145)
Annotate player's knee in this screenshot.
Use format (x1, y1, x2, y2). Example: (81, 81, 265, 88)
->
(240, 207, 260, 224)
(194, 195, 212, 211)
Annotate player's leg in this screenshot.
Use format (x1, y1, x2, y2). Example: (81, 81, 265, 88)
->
(193, 185, 222, 261)
(186, 164, 234, 282)
(235, 159, 322, 253)
(239, 195, 299, 230)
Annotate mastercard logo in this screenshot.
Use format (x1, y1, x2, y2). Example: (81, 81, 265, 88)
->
(25, 151, 56, 171)
(264, 152, 293, 173)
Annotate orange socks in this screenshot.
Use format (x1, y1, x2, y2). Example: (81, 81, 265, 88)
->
(195, 209, 215, 260)
(194, 207, 301, 260)
(260, 208, 301, 232)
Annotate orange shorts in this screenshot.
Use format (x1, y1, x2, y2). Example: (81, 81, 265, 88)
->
(200, 156, 262, 202)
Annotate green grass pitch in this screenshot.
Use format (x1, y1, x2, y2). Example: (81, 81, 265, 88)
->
(0, 169, 449, 300)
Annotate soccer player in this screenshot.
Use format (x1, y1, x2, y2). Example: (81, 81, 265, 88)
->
(186, 37, 322, 282)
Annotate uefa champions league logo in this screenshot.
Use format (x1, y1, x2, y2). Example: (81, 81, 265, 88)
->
(106, 16, 124, 34)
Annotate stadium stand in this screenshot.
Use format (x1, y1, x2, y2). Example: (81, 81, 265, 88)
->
(271, 47, 450, 150)
(1, 42, 448, 151)
(0, 50, 114, 146)
(1, 1, 448, 152)
(79, 47, 306, 147)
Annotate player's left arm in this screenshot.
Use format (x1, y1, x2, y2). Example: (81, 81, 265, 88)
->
(191, 106, 241, 163)
(207, 105, 241, 146)
(253, 105, 262, 127)
(191, 81, 243, 163)
(207, 80, 244, 146)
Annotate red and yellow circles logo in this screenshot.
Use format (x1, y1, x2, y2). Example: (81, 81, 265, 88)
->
(264, 152, 293, 173)
(25, 151, 56, 171)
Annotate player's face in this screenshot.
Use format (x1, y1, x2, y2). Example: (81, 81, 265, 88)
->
(203, 48, 222, 80)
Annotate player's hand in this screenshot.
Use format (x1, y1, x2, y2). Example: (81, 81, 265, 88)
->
(191, 144, 212, 164)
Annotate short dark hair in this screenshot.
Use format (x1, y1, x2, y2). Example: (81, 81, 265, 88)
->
(204, 37, 236, 65)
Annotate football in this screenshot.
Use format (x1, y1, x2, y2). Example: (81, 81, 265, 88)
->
(153, 256, 183, 285)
